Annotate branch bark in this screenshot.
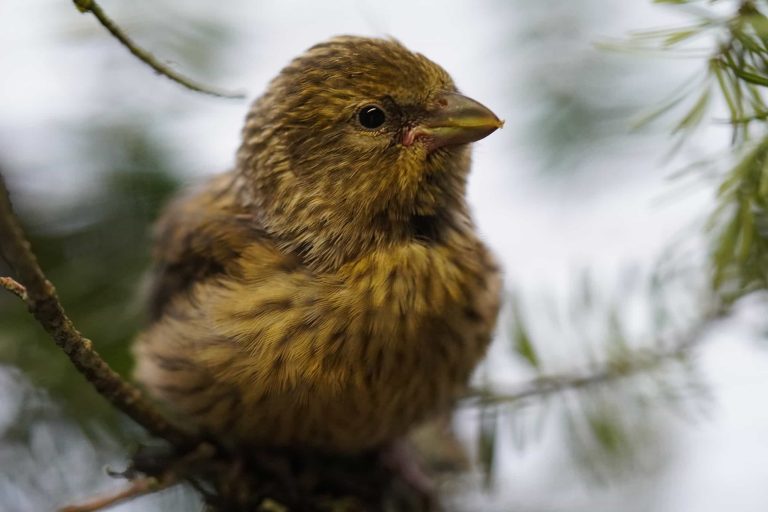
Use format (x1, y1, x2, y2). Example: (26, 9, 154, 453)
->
(0, 172, 195, 449)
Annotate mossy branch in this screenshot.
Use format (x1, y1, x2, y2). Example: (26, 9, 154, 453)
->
(71, 0, 245, 99)
(0, 171, 196, 449)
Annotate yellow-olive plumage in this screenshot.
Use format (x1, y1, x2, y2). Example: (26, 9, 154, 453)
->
(134, 36, 502, 454)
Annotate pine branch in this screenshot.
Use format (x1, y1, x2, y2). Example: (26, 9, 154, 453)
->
(466, 308, 723, 408)
(71, 0, 245, 99)
(0, 171, 196, 449)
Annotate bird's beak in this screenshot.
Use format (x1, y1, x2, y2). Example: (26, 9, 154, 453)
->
(403, 92, 503, 151)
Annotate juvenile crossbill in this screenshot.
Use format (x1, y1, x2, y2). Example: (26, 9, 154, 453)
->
(133, 36, 503, 455)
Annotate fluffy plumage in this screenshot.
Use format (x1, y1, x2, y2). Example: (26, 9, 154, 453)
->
(133, 36, 502, 454)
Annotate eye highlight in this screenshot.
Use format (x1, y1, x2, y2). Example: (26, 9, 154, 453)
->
(357, 105, 386, 129)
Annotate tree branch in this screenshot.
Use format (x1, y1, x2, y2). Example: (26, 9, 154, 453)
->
(71, 0, 245, 99)
(0, 171, 195, 448)
(466, 309, 723, 407)
(0, 276, 27, 301)
(59, 474, 177, 512)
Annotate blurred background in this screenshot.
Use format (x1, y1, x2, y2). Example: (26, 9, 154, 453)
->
(2, 1, 768, 510)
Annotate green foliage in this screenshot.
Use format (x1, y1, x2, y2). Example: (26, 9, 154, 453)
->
(472, 265, 714, 482)
(502, 0, 649, 175)
(711, 136, 768, 296)
(0, 4, 238, 508)
(473, 0, 768, 487)
(508, 294, 540, 370)
(617, 0, 768, 302)
(477, 405, 498, 489)
(0, 123, 181, 426)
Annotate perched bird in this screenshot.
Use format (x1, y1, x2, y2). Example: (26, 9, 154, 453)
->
(133, 36, 503, 455)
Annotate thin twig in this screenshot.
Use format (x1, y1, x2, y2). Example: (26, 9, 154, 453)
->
(0, 276, 27, 300)
(466, 310, 723, 407)
(0, 172, 195, 448)
(71, 0, 245, 99)
(59, 474, 177, 512)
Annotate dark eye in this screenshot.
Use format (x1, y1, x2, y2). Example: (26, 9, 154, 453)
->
(358, 105, 386, 129)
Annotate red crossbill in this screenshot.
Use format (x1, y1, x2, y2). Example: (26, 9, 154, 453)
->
(133, 36, 502, 455)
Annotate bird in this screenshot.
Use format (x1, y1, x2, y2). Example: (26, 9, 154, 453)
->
(133, 35, 503, 456)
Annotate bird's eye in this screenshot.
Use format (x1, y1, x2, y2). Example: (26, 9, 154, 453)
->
(358, 105, 386, 129)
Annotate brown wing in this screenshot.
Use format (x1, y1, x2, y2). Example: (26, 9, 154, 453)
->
(146, 171, 265, 322)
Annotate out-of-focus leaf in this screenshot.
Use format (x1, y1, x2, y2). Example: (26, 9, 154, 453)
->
(673, 88, 711, 133)
(0, 123, 181, 424)
(586, 408, 627, 457)
(663, 28, 701, 46)
(477, 405, 498, 489)
(507, 294, 541, 369)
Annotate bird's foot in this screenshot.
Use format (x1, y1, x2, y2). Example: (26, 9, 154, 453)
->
(380, 440, 440, 512)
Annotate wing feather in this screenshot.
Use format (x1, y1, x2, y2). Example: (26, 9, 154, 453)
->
(146, 171, 265, 321)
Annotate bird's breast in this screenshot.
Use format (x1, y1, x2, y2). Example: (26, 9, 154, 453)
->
(147, 236, 501, 452)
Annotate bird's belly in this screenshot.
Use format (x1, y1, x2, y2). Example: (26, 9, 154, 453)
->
(136, 241, 501, 454)
(227, 313, 490, 453)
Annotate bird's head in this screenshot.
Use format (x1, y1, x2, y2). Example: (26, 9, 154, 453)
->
(237, 36, 502, 270)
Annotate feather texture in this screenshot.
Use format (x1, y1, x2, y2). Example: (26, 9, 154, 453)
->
(133, 36, 502, 454)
